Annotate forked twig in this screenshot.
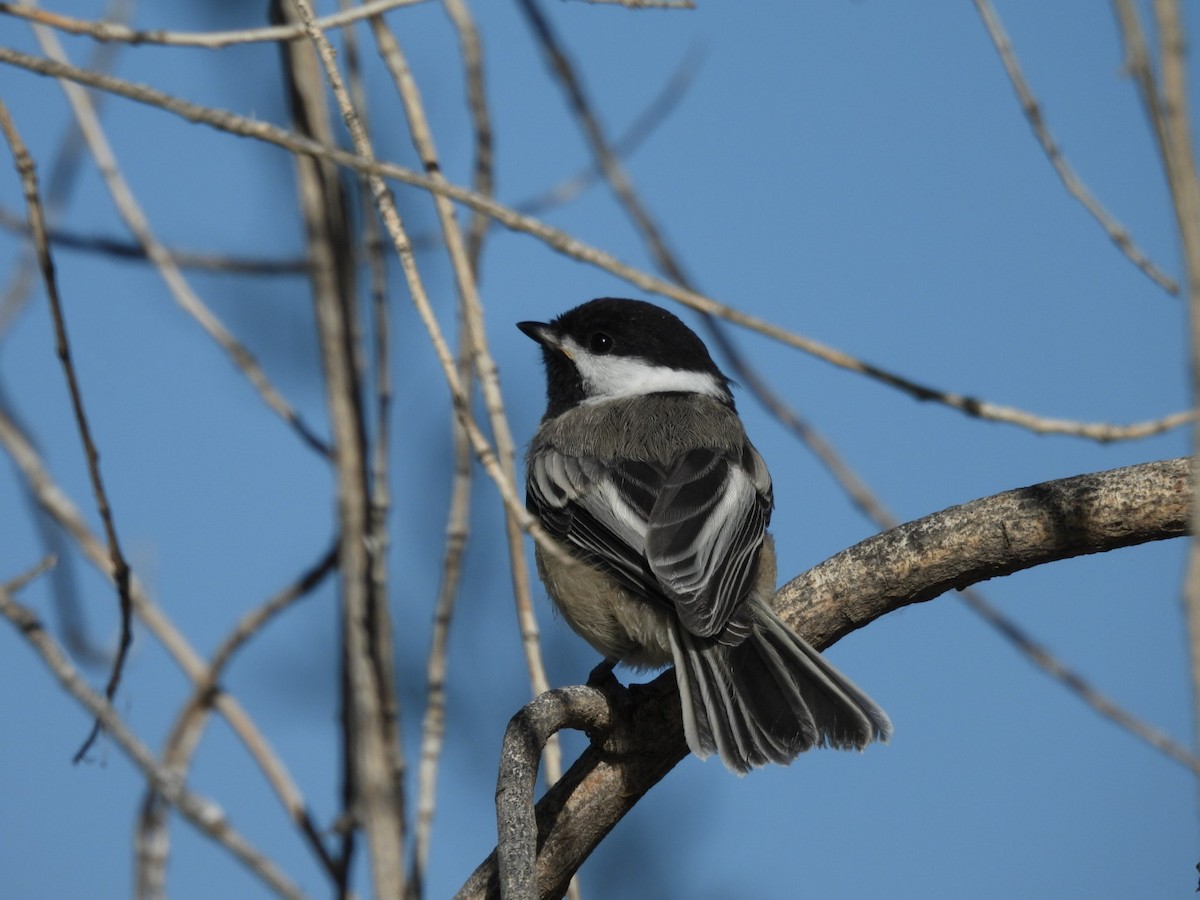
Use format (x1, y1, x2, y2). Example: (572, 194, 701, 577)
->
(0, 406, 320, 877)
(135, 540, 342, 893)
(0, 585, 307, 900)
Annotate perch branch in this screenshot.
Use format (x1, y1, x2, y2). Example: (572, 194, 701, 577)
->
(460, 458, 1190, 900)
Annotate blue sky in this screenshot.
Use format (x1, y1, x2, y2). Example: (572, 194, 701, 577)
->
(1, 2, 1197, 898)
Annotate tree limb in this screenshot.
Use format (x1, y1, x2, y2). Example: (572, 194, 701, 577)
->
(459, 457, 1190, 900)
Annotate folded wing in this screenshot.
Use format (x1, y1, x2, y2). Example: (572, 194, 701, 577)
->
(527, 442, 773, 640)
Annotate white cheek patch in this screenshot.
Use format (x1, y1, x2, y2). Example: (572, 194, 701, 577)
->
(561, 336, 728, 402)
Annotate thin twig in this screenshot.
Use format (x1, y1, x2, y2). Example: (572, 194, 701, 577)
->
(515, 45, 702, 219)
(0, 378, 107, 664)
(974, 0, 1177, 295)
(0, 45, 696, 284)
(136, 540, 342, 894)
(518, 0, 687, 284)
(0, 0, 133, 340)
(1149, 0, 1200, 770)
(409, 6, 493, 895)
(442, 0, 494, 271)
(3, 49, 1185, 440)
(340, 11, 407, 883)
(0, 209, 311, 273)
(412, 323, 475, 900)
(23, 22, 330, 456)
(1115, 0, 1200, 769)
(0, 406, 320, 873)
(1114, 0, 1171, 153)
(340, 0, 410, 881)
(366, 1, 565, 796)
(958, 587, 1200, 775)
(0, 0, 427, 49)
(2, 554, 56, 594)
(0, 585, 308, 900)
(568, 0, 695, 8)
(0, 98, 134, 763)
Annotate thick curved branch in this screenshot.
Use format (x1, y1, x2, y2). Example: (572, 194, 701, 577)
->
(458, 458, 1190, 900)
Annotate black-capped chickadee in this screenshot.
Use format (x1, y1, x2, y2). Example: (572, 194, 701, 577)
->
(519, 298, 891, 774)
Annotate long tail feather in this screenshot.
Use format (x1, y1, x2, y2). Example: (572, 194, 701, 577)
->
(669, 602, 891, 774)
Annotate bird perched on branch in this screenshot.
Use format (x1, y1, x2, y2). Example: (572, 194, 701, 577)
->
(519, 298, 891, 773)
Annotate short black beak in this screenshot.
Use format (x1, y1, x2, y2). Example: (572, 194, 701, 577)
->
(517, 320, 555, 347)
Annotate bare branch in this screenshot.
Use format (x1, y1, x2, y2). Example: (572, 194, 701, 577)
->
(136, 540, 342, 893)
(442, 0, 495, 270)
(366, 1, 563, 786)
(1153, 0, 1200, 774)
(0, 0, 131, 339)
(459, 458, 1191, 899)
(0, 44, 696, 283)
(1114, 0, 1200, 765)
(974, 0, 1178, 295)
(412, 325, 475, 900)
(0, 208, 310, 273)
(281, 0, 407, 892)
(0, 0, 428, 49)
(567, 0, 695, 8)
(0, 97, 134, 763)
(1, 45, 1189, 444)
(495, 687, 617, 900)
(957, 587, 1200, 774)
(2, 554, 56, 594)
(1112, 0, 1174, 174)
(337, 16, 408, 889)
(0, 406, 319, 870)
(20, 24, 330, 456)
(516, 46, 701, 219)
(409, 9, 497, 878)
(0, 585, 308, 900)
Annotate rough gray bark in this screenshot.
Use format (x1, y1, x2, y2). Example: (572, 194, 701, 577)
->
(458, 457, 1190, 900)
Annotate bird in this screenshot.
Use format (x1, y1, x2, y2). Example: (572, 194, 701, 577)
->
(519, 297, 891, 774)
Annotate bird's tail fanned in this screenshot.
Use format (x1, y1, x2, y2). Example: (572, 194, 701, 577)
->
(670, 603, 891, 774)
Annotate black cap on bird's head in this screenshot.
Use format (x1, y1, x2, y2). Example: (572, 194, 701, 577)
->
(518, 298, 733, 418)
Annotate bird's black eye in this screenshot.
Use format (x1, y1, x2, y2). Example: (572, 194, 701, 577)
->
(589, 332, 613, 355)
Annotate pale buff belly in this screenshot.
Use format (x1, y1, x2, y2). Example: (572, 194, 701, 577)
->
(534, 535, 778, 670)
(535, 545, 675, 669)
